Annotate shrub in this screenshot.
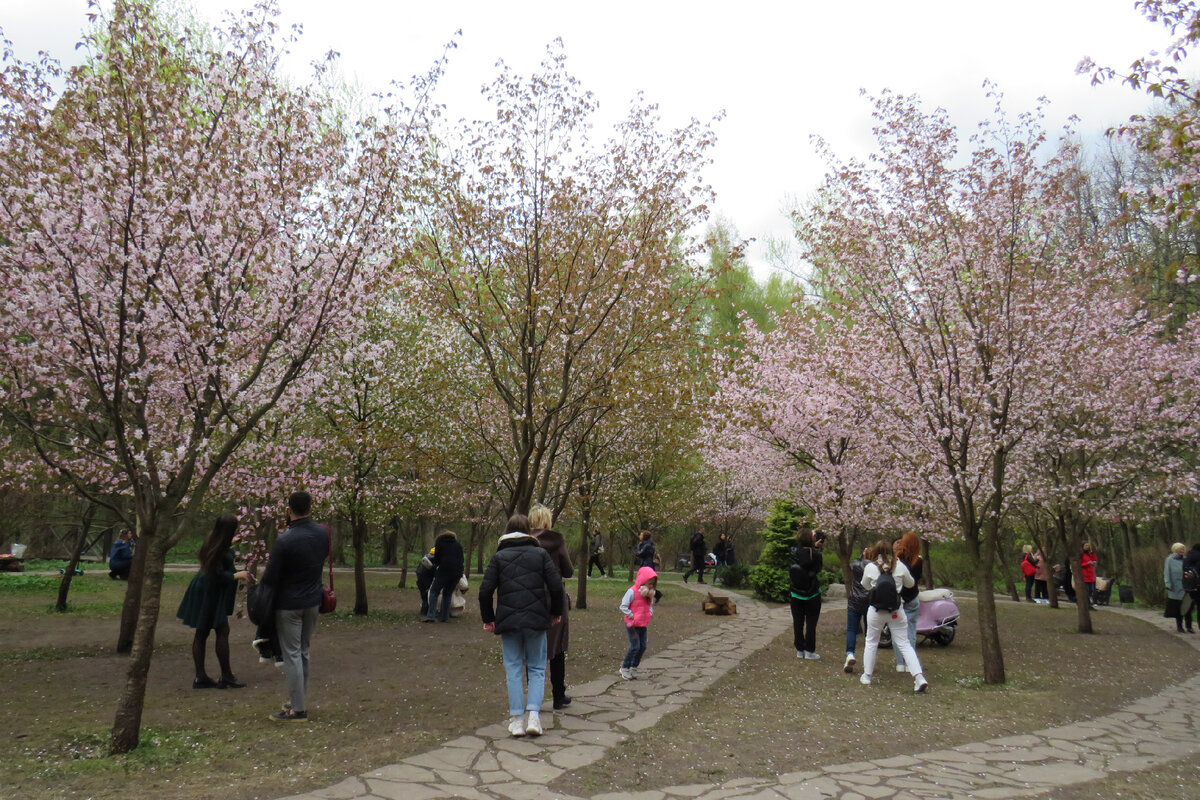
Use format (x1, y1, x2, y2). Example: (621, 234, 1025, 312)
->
(748, 564, 789, 603)
(717, 562, 749, 589)
(747, 499, 807, 603)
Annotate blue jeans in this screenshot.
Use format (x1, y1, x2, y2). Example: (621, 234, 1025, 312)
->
(895, 597, 919, 669)
(500, 629, 547, 716)
(623, 625, 648, 668)
(845, 606, 865, 655)
(427, 574, 459, 621)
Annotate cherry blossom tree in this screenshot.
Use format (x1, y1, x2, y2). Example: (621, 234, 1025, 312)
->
(791, 91, 1136, 684)
(405, 43, 718, 517)
(0, 0, 427, 752)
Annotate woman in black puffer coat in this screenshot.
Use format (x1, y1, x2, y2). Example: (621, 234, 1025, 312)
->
(479, 513, 564, 738)
(789, 526, 823, 660)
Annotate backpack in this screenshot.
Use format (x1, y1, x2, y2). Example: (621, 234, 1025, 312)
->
(1184, 564, 1200, 594)
(869, 568, 900, 612)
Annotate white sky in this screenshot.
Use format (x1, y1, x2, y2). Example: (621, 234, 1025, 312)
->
(0, 0, 1187, 277)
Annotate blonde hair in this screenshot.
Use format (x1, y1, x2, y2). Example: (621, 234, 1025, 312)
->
(1022, 544, 1033, 554)
(528, 503, 553, 531)
(1172, 542, 1186, 555)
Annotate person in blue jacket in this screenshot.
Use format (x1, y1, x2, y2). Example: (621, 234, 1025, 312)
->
(108, 528, 134, 580)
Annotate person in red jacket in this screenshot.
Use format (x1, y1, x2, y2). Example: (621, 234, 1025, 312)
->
(1020, 545, 1038, 602)
(1081, 543, 1099, 609)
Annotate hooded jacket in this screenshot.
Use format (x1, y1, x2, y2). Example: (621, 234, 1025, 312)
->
(532, 527, 573, 657)
(620, 566, 658, 627)
(430, 532, 465, 582)
(478, 532, 563, 635)
(788, 544, 822, 600)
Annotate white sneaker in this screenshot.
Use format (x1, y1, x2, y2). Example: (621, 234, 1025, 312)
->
(843, 654, 856, 673)
(896, 664, 908, 673)
(508, 716, 526, 737)
(805, 651, 821, 660)
(914, 674, 929, 693)
(619, 667, 633, 680)
(796, 649, 805, 658)
(525, 712, 543, 736)
(859, 673, 872, 685)
(630, 667, 639, 679)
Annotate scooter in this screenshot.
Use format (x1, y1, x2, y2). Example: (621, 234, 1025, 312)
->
(880, 588, 960, 648)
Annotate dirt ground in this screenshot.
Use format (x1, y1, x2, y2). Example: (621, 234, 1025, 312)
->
(0, 567, 722, 800)
(3, 569, 1199, 800)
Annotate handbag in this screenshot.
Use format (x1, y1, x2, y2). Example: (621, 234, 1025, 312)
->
(319, 526, 337, 614)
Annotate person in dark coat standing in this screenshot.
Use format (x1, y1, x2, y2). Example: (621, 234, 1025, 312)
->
(479, 513, 563, 738)
(682, 528, 708, 584)
(636, 530, 656, 569)
(1185, 544, 1200, 610)
(177, 514, 251, 688)
(842, 547, 870, 674)
(426, 530, 465, 623)
(259, 491, 329, 722)
(529, 503, 574, 709)
(108, 528, 134, 580)
(789, 525, 823, 659)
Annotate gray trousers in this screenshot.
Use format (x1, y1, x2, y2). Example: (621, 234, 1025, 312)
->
(276, 606, 318, 712)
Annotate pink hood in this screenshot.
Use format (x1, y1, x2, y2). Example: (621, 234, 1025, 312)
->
(626, 566, 658, 627)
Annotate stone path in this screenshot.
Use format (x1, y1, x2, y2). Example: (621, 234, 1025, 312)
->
(276, 587, 1200, 800)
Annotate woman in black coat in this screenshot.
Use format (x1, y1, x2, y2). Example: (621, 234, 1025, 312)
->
(479, 513, 563, 738)
(177, 514, 250, 688)
(530, 503, 573, 709)
(789, 526, 823, 660)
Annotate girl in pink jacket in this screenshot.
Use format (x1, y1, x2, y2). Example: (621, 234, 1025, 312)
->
(619, 566, 657, 680)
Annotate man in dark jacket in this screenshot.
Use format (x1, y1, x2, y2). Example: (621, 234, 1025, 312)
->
(682, 528, 708, 584)
(479, 513, 563, 738)
(260, 491, 328, 722)
(426, 530, 465, 623)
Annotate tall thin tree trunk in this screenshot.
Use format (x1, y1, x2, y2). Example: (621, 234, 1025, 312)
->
(353, 513, 368, 616)
(56, 505, 98, 612)
(116, 534, 149, 653)
(576, 502, 592, 610)
(110, 532, 167, 754)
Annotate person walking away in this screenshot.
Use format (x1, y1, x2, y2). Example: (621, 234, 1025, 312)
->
(843, 548, 870, 673)
(259, 491, 329, 722)
(108, 529, 134, 580)
(1164, 542, 1194, 633)
(859, 539, 928, 693)
(177, 514, 251, 688)
(713, 532, 731, 585)
(789, 526, 823, 659)
(1033, 550, 1050, 603)
(619, 566, 658, 679)
(529, 503, 574, 710)
(587, 528, 607, 578)
(894, 532, 923, 674)
(479, 513, 563, 738)
(1081, 543, 1099, 609)
(426, 530, 465, 623)
(636, 530, 656, 569)
(1020, 544, 1038, 602)
(682, 528, 708, 584)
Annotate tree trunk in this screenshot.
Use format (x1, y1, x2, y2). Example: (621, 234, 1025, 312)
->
(116, 534, 149, 653)
(974, 520, 1006, 684)
(576, 503, 593, 611)
(353, 514, 368, 616)
(56, 506, 98, 612)
(921, 537, 934, 589)
(997, 529, 1020, 602)
(110, 531, 167, 754)
(382, 517, 399, 566)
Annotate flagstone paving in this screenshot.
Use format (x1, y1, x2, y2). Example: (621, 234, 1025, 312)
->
(275, 587, 1200, 800)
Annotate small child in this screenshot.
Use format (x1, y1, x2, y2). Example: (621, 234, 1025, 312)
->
(619, 566, 658, 680)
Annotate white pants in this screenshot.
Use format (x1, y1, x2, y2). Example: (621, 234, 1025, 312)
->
(864, 606, 923, 679)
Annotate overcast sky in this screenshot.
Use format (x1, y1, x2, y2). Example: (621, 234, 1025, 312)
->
(0, 0, 1187, 277)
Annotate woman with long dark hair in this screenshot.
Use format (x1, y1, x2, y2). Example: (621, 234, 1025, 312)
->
(177, 513, 251, 688)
